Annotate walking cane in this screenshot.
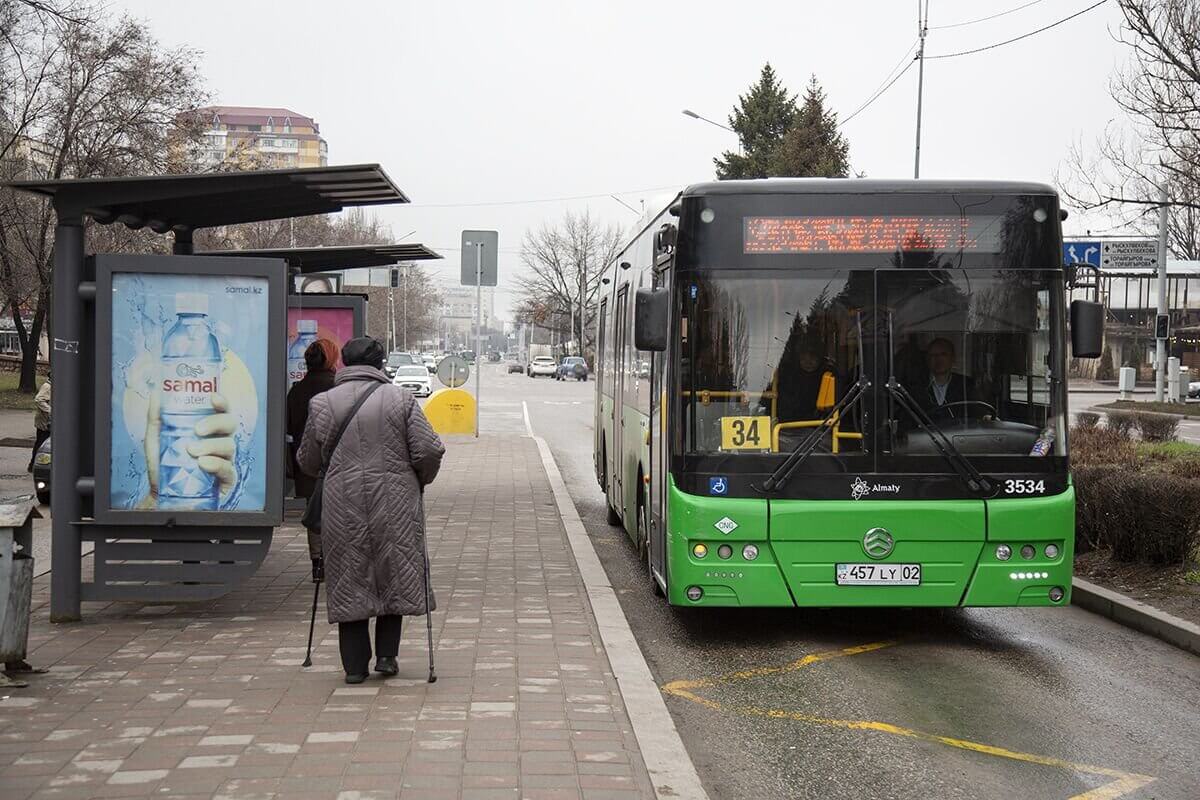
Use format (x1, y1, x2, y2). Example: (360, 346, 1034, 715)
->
(302, 578, 320, 668)
(421, 531, 436, 683)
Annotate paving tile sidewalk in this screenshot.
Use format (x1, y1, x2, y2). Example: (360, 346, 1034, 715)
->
(0, 433, 656, 800)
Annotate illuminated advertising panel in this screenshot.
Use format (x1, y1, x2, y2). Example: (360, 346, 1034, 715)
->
(286, 298, 365, 389)
(94, 255, 285, 525)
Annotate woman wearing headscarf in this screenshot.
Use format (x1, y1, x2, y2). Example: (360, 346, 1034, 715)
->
(287, 338, 340, 581)
(298, 336, 445, 683)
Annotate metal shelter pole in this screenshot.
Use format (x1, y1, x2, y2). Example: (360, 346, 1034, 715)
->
(50, 218, 84, 622)
(475, 243, 482, 438)
(1156, 181, 1169, 402)
(172, 229, 194, 255)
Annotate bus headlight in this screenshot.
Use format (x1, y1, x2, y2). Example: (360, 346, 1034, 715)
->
(1044, 544, 1059, 559)
(995, 545, 1012, 561)
(1049, 586, 1065, 602)
(1020, 544, 1036, 560)
(717, 544, 733, 560)
(742, 544, 759, 561)
(686, 586, 703, 601)
(692, 543, 708, 559)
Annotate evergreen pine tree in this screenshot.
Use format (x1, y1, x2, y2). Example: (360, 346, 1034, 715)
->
(714, 63, 797, 180)
(772, 75, 851, 177)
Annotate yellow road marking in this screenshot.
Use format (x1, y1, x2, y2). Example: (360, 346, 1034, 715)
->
(662, 642, 1156, 800)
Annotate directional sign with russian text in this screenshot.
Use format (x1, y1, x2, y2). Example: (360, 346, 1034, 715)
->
(1101, 239, 1157, 270)
(1063, 241, 1101, 268)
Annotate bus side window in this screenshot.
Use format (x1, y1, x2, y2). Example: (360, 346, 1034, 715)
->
(598, 297, 608, 387)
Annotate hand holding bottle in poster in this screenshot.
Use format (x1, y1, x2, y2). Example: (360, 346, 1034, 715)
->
(111, 277, 268, 514)
(137, 390, 240, 509)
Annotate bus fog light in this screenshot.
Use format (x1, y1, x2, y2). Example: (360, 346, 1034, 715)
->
(686, 586, 703, 601)
(1044, 543, 1059, 559)
(692, 543, 707, 559)
(742, 544, 759, 561)
(717, 544, 733, 560)
(1020, 544, 1036, 560)
(1049, 586, 1065, 602)
(995, 545, 1012, 561)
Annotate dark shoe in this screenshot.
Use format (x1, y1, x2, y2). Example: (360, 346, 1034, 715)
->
(374, 657, 398, 676)
(344, 672, 368, 684)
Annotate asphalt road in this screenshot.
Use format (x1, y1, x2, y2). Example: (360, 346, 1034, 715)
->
(476, 363, 1200, 800)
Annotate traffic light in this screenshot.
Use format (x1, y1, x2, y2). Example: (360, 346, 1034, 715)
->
(1155, 313, 1169, 340)
(390, 267, 399, 288)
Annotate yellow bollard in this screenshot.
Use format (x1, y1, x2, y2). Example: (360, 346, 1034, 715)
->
(423, 388, 476, 435)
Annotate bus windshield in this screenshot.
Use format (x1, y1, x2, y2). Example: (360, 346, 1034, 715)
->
(678, 267, 1066, 473)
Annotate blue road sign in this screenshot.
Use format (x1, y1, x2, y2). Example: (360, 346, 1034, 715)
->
(709, 476, 729, 496)
(1063, 240, 1101, 268)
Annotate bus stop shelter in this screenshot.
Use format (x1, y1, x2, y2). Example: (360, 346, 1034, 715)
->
(6, 165, 411, 622)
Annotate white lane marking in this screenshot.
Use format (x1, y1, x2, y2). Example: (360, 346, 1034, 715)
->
(522, 400, 534, 438)
(532, 436, 710, 800)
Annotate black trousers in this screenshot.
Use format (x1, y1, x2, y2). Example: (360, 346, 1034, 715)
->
(338, 615, 403, 675)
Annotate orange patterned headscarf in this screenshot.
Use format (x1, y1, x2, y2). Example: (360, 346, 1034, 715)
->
(304, 338, 341, 372)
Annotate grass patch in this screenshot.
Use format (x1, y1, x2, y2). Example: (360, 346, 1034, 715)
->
(1097, 399, 1200, 417)
(1137, 440, 1200, 459)
(0, 372, 41, 411)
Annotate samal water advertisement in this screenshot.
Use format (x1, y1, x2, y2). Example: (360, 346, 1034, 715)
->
(110, 273, 270, 512)
(286, 306, 355, 389)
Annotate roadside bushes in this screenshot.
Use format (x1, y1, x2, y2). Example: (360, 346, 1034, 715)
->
(1104, 410, 1137, 438)
(1101, 409, 1180, 442)
(1073, 465, 1200, 563)
(1072, 425, 1200, 564)
(1075, 411, 1100, 428)
(1135, 413, 1180, 442)
(1070, 425, 1137, 466)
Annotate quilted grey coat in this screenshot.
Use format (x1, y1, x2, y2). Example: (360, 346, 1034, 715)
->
(297, 365, 445, 623)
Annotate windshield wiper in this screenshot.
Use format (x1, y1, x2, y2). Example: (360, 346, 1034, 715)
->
(884, 378, 996, 497)
(758, 374, 870, 493)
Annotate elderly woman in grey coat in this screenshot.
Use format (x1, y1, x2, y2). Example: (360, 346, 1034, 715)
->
(298, 337, 445, 683)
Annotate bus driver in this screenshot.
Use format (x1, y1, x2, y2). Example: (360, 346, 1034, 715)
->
(922, 337, 976, 419)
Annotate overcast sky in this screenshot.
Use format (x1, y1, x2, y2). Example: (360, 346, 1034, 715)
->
(113, 0, 1129, 321)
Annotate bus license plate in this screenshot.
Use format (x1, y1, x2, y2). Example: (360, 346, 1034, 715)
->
(836, 563, 921, 586)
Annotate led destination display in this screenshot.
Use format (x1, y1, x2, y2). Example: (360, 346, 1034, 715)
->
(743, 215, 1003, 254)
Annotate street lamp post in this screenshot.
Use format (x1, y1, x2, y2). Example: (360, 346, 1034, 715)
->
(681, 108, 735, 133)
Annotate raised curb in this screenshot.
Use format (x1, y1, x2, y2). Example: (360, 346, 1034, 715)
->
(1072, 577, 1200, 657)
(532, 434, 711, 800)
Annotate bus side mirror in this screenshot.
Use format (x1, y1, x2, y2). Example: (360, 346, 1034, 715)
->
(634, 288, 668, 352)
(1070, 299, 1104, 358)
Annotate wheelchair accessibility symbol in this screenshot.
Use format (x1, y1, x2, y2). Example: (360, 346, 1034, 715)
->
(709, 476, 729, 495)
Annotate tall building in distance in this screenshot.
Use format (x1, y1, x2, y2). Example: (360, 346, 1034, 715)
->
(194, 106, 328, 169)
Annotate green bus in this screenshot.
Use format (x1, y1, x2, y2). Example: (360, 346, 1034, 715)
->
(593, 179, 1103, 608)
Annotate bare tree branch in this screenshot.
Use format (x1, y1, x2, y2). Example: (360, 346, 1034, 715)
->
(513, 210, 623, 356)
(1058, 0, 1200, 261)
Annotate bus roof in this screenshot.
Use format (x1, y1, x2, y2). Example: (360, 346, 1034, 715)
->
(682, 178, 1057, 198)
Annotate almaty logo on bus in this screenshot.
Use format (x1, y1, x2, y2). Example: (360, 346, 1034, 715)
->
(850, 477, 901, 500)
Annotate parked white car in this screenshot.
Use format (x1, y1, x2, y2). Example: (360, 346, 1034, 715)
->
(528, 355, 558, 377)
(392, 364, 432, 397)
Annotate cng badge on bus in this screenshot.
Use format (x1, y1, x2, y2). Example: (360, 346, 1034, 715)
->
(720, 415, 771, 451)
